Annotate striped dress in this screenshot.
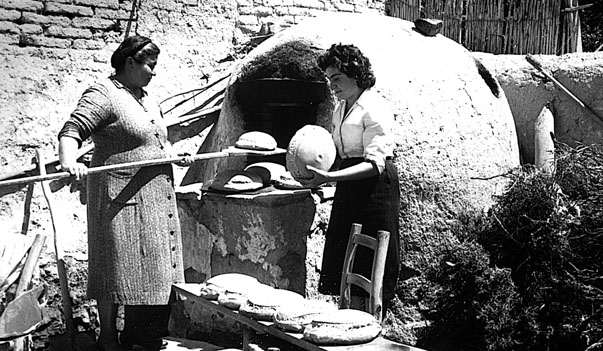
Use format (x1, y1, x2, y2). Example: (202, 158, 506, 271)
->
(59, 77, 184, 305)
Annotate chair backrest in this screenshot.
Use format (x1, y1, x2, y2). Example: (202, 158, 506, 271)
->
(339, 223, 390, 322)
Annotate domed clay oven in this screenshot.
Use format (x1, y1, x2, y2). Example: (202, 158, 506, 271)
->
(176, 10, 520, 312)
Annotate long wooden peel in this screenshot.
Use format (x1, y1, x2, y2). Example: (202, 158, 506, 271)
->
(36, 149, 74, 351)
(0, 147, 286, 188)
(525, 54, 603, 125)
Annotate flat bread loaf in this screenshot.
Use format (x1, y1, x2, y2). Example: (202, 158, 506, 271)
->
(286, 125, 336, 180)
(239, 287, 304, 321)
(244, 162, 287, 185)
(196, 282, 225, 300)
(208, 170, 264, 193)
(273, 299, 338, 332)
(302, 309, 382, 345)
(217, 291, 248, 310)
(273, 171, 305, 190)
(208, 273, 271, 310)
(235, 131, 277, 151)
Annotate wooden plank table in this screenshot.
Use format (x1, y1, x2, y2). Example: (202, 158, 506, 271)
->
(172, 283, 426, 351)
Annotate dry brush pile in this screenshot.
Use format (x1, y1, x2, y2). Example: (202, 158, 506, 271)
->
(411, 143, 603, 351)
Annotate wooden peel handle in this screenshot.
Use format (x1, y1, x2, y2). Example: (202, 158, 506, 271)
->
(0, 151, 228, 188)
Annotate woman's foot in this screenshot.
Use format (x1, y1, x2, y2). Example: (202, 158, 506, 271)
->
(95, 339, 123, 351)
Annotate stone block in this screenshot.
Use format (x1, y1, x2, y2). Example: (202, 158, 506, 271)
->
(181, 0, 199, 6)
(255, 6, 273, 17)
(264, 0, 283, 6)
(72, 38, 105, 50)
(238, 14, 258, 26)
(94, 8, 131, 20)
(274, 6, 289, 16)
(0, 9, 21, 21)
(238, 6, 254, 16)
(287, 6, 312, 16)
(292, 0, 323, 9)
(46, 25, 93, 39)
(45, 2, 94, 17)
(0, 33, 20, 45)
(334, 2, 355, 12)
(20, 34, 71, 48)
(19, 23, 43, 35)
(152, 1, 183, 11)
(3, 0, 43, 12)
(71, 17, 115, 29)
(74, 0, 119, 9)
(22, 12, 71, 26)
(0, 21, 19, 34)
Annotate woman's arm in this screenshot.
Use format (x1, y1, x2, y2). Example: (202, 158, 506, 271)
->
(301, 161, 378, 188)
(59, 136, 88, 180)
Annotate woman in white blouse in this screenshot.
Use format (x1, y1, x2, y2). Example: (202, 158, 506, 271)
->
(303, 43, 400, 315)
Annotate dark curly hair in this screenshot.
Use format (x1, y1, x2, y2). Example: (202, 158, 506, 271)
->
(111, 35, 160, 73)
(317, 43, 376, 89)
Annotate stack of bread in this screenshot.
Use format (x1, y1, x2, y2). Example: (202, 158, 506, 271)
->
(239, 287, 305, 321)
(302, 309, 382, 345)
(273, 299, 337, 332)
(196, 273, 262, 309)
(195, 273, 382, 346)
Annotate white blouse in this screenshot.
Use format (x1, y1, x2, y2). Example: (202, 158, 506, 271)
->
(331, 88, 395, 173)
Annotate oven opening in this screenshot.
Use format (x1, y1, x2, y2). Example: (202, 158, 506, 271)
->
(231, 40, 330, 167)
(234, 78, 328, 165)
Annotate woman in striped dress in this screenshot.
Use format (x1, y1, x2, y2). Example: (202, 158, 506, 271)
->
(58, 36, 191, 351)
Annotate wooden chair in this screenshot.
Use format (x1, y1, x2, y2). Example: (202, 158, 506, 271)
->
(340, 223, 390, 322)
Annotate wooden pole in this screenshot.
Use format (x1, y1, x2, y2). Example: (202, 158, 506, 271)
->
(526, 54, 603, 125)
(0, 147, 285, 188)
(15, 235, 47, 297)
(37, 149, 74, 351)
(0, 151, 227, 188)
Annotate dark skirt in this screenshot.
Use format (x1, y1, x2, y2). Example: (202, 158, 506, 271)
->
(318, 158, 400, 303)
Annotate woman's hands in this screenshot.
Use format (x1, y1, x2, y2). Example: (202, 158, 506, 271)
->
(59, 136, 88, 181)
(61, 162, 88, 181)
(299, 165, 331, 188)
(173, 153, 194, 167)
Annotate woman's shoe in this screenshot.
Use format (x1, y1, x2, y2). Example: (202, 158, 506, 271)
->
(95, 340, 124, 351)
(119, 333, 167, 350)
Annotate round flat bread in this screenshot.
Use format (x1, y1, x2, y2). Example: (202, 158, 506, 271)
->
(240, 288, 305, 321)
(244, 162, 287, 185)
(206, 273, 260, 294)
(273, 299, 338, 333)
(217, 291, 248, 310)
(273, 171, 305, 190)
(208, 169, 265, 193)
(196, 282, 225, 300)
(302, 309, 382, 345)
(286, 125, 336, 181)
(235, 131, 277, 151)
